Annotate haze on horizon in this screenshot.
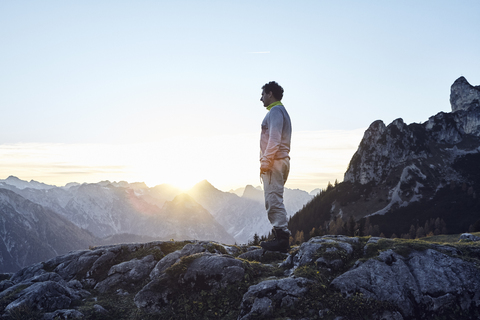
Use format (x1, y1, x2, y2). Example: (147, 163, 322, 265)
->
(1, 1, 479, 192)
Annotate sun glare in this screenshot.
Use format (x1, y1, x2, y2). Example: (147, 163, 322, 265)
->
(0, 130, 364, 192)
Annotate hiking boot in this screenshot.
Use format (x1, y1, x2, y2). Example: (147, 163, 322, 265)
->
(260, 228, 290, 253)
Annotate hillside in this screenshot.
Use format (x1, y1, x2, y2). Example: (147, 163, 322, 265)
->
(289, 76, 480, 239)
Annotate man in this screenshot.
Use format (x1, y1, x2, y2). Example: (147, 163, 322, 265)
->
(259, 81, 292, 253)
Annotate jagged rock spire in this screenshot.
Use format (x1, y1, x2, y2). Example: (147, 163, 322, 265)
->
(450, 76, 480, 112)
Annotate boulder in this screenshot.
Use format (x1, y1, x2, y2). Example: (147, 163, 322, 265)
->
(4, 281, 76, 313)
(94, 254, 156, 293)
(459, 233, 480, 241)
(238, 277, 313, 320)
(135, 252, 246, 314)
(331, 248, 480, 318)
(43, 309, 84, 319)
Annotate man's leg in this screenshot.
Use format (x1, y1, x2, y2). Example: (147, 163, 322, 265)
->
(261, 158, 290, 252)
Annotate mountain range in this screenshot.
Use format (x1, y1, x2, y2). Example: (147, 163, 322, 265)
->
(290, 76, 480, 238)
(0, 176, 313, 272)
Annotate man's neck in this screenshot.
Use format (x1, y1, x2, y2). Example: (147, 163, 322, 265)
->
(266, 101, 282, 111)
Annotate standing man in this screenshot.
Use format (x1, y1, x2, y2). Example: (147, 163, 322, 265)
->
(259, 81, 292, 253)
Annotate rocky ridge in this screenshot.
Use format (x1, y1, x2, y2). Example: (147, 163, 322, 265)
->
(0, 234, 479, 319)
(324, 77, 480, 223)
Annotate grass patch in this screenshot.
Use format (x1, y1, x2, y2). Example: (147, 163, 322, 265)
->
(128, 246, 164, 261)
(294, 265, 329, 287)
(423, 232, 480, 244)
(165, 253, 202, 279)
(362, 238, 431, 260)
(159, 241, 192, 255)
(2, 304, 42, 320)
(77, 293, 146, 320)
(203, 242, 228, 255)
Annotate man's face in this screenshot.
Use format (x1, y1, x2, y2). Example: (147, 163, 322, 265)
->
(260, 90, 274, 107)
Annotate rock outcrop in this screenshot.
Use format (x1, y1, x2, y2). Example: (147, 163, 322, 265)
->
(1, 235, 479, 319)
(290, 77, 480, 236)
(345, 76, 480, 187)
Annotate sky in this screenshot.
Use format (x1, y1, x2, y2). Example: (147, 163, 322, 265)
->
(1, 1, 479, 192)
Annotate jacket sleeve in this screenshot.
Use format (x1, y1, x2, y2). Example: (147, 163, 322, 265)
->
(260, 108, 284, 169)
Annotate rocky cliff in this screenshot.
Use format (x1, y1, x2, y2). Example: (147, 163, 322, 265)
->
(0, 235, 479, 319)
(290, 77, 480, 237)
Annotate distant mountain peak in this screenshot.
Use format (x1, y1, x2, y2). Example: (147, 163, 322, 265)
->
(1, 176, 55, 190)
(190, 180, 218, 193)
(171, 193, 196, 204)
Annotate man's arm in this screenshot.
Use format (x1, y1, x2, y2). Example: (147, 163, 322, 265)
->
(260, 108, 284, 173)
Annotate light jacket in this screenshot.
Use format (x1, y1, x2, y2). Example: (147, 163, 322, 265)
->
(260, 104, 292, 170)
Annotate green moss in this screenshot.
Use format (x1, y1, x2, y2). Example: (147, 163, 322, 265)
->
(362, 238, 431, 260)
(293, 265, 329, 287)
(203, 242, 228, 255)
(77, 293, 145, 320)
(151, 257, 261, 319)
(165, 253, 203, 279)
(129, 246, 164, 261)
(321, 291, 397, 320)
(159, 241, 192, 255)
(242, 260, 281, 283)
(2, 304, 42, 320)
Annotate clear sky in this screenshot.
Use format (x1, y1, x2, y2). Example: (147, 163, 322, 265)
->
(1, 1, 479, 192)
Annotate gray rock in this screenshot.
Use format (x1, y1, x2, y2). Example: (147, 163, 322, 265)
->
(94, 254, 156, 293)
(238, 248, 264, 261)
(182, 253, 244, 289)
(66, 279, 83, 290)
(43, 309, 84, 319)
(5, 281, 75, 313)
(291, 236, 354, 272)
(31, 272, 65, 284)
(54, 249, 104, 282)
(135, 252, 245, 314)
(238, 277, 313, 320)
(149, 242, 207, 279)
(459, 233, 480, 241)
(373, 310, 404, 320)
(10, 262, 46, 284)
(0, 280, 14, 291)
(133, 275, 171, 313)
(331, 248, 480, 317)
(93, 304, 108, 314)
(450, 76, 480, 112)
(249, 297, 273, 318)
(221, 244, 241, 255)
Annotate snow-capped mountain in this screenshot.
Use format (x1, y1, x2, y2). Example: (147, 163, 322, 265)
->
(0, 181, 234, 244)
(0, 188, 96, 272)
(186, 181, 313, 243)
(0, 176, 313, 260)
(0, 176, 55, 190)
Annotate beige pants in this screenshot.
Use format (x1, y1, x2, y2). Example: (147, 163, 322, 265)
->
(262, 158, 290, 232)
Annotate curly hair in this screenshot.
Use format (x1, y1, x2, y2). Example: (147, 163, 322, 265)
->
(262, 81, 284, 101)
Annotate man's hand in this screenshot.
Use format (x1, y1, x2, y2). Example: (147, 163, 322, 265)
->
(260, 162, 271, 175)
